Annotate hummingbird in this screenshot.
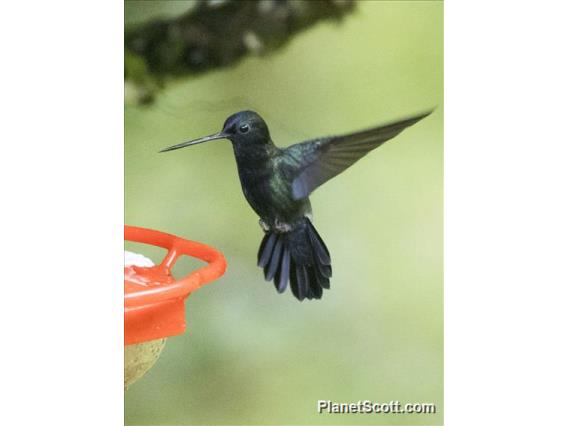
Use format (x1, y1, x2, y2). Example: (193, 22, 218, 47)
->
(160, 110, 432, 301)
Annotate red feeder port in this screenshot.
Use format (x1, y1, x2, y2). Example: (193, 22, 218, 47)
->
(124, 225, 226, 346)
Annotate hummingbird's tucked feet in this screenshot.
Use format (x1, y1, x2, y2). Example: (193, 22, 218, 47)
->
(274, 219, 293, 233)
(259, 218, 270, 232)
(259, 218, 293, 233)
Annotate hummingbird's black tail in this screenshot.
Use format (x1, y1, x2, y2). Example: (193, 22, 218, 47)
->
(257, 218, 332, 300)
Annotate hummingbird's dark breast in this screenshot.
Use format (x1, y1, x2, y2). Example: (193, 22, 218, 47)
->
(232, 145, 311, 226)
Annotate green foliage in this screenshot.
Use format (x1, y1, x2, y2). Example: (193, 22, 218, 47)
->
(124, 0, 355, 104)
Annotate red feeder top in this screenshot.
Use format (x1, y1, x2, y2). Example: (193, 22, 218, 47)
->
(125, 225, 226, 345)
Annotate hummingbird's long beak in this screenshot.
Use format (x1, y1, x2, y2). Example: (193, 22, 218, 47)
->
(159, 132, 228, 153)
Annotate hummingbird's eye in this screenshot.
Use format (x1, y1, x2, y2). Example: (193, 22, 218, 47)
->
(239, 123, 250, 133)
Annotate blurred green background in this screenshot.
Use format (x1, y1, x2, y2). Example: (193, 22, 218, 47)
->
(125, 1, 443, 425)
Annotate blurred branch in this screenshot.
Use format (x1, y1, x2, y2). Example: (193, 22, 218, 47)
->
(125, 0, 356, 105)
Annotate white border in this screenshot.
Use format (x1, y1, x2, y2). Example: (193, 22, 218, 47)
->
(446, 1, 568, 424)
(1, 1, 123, 424)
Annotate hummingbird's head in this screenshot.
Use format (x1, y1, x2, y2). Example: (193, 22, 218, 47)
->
(221, 110, 270, 145)
(159, 110, 271, 153)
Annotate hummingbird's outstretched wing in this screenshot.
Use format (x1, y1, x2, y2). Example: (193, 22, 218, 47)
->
(285, 110, 433, 200)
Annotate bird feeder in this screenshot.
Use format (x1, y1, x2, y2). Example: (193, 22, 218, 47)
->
(124, 225, 226, 387)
